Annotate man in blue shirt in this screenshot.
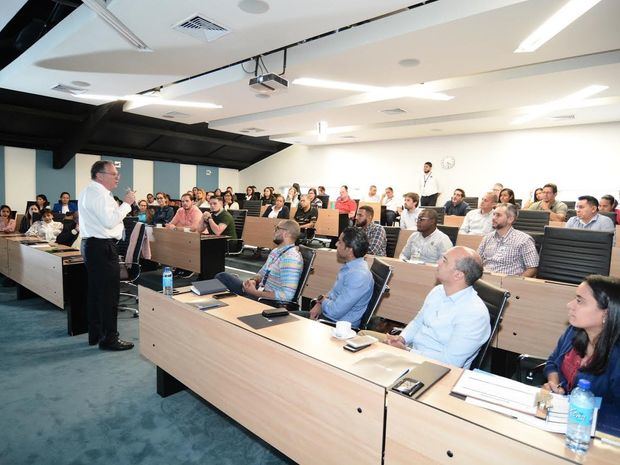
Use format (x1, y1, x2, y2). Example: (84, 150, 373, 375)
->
(443, 188, 469, 216)
(365, 246, 490, 368)
(307, 227, 374, 328)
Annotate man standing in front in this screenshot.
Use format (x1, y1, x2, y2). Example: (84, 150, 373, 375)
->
(79, 160, 135, 350)
(460, 192, 496, 235)
(355, 205, 386, 256)
(478, 203, 539, 277)
(418, 161, 439, 206)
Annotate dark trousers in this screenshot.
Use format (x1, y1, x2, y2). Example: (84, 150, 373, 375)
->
(385, 210, 397, 226)
(84, 238, 120, 343)
(420, 193, 439, 206)
(215, 272, 258, 301)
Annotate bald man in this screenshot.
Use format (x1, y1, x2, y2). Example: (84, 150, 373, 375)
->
(361, 247, 490, 368)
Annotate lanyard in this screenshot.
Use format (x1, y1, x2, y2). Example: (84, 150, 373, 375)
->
(260, 245, 296, 288)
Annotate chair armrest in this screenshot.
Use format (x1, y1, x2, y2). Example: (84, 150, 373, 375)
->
(257, 297, 300, 311)
(389, 327, 404, 335)
(317, 318, 337, 327)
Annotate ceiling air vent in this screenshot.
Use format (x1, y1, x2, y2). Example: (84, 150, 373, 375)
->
(550, 114, 575, 120)
(50, 83, 87, 95)
(172, 14, 230, 42)
(380, 108, 407, 115)
(162, 111, 191, 119)
(239, 127, 265, 134)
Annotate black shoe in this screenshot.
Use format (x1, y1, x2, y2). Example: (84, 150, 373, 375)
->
(99, 338, 134, 351)
(88, 335, 100, 346)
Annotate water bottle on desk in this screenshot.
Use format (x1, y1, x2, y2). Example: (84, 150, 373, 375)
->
(162, 266, 174, 297)
(566, 379, 594, 454)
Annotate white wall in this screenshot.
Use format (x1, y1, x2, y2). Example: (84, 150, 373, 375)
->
(75, 153, 101, 195)
(179, 163, 196, 195)
(133, 159, 153, 199)
(219, 167, 240, 192)
(5, 147, 36, 210)
(240, 122, 620, 204)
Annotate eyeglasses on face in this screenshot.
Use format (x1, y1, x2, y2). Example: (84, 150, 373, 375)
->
(100, 171, 120, 178)
(416, 217, 431, 222)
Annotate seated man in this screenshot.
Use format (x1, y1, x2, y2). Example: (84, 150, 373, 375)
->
(363, 247, 490, 369)
(300, 227, 374, 328)
(478, 203, 539, 277)
(216, 220, 302, 301)
(364, 185, 380, 202)
(566, 195, 615, 233)
(335, 185, 357, 220)
(399, 209, 452, 263)
(459, 192, 496, 235)
(398, 192, 421, 230)
(25, 208, 63, 242)
(527, 183, 568, 221)
(444, 188, 469, 216)
(166, 193, 203, 231)
(381, 187, 400, 226)
(294, 194, 319, 238)
(199, 196, 237, 239)
(355, 205, 386, 256)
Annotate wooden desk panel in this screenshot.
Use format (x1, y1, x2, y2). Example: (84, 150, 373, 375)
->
(149, 227, 202, 272)
(394, 229, 414, 258)
(456, 233, 484, 250)
(358, 201, 381, 217)
(0, 236, 9, 275)
(315, 209, 345, 237)
(241, 217, 279, 249)
(444, 215, 464, 227)
(139, 288, 385, 465)
(611, 247, 620, 277)
(302, 249, 340, 299)
(497, 276, 574, 356)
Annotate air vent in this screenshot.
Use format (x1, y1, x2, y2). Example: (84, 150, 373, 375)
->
(550, 114, 575, 120)
(51, 83, 87, 95)
(162, 111, 191, 119)
(239, 127, 265, 134)
(340, 135, 357, 139)
(172, 14, 230, 42)
(380, 108, 407, 115)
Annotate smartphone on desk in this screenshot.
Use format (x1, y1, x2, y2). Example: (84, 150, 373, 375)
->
(212, 292, 234, 299)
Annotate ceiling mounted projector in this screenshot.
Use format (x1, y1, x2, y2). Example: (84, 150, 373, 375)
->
(249, 73, 288, 93)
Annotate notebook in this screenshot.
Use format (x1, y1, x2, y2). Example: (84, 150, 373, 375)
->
(191, 278, 228, 296)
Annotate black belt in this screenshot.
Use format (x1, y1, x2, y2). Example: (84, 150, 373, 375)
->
(85, 237, 117, 242)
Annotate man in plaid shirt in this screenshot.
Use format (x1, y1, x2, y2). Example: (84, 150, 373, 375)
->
(355, 205, 386, 256)
(478, 203, 539, 277)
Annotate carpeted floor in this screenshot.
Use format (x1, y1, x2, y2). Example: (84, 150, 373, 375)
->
(0, 259, 292, 465)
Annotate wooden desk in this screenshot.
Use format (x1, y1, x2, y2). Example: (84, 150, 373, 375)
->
(456, 233, 484, 250)
(148, 227, 226, 279)
(358, 201, 381, 218)
(1, 236, 87, 335)
(139, 287, 386, 465)
(241, 217, 280, 249)
(315, 209, 348, 237)
(444, 215, 464, 227)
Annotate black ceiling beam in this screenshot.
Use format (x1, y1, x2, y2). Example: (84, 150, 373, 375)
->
(53, 100, 123, 169)
(0, 131, 62, 149)
(0, 103, 85, 122)
(83, 144, 250, 169)
(105, 121, 275, 152)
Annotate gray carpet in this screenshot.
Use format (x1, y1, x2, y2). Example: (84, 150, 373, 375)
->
(0, 282, 291, 465)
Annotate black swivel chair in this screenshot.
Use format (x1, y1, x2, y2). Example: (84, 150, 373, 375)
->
(469, 280, 510, 371)
(117, 219, 146, 317)
(317, 195, 330, 209)
(513, 210, 550, 234)
(537, 227, 613, 285)
(562, 200, 576, 209)
(599, 211, 617, 223)
(565, 209, 576, 220)
(227, 209, 247, 255)
(258, 246, 316, 311)
(383, 226, 400, 258)
(463, 197, 479, 210)
(425, 206, 445, 225)
(244, 200, 262, 217)
(437, 225, 459, 246)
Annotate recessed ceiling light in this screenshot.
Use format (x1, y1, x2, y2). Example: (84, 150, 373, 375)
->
(514, 0, 602, 53)
(398, 58, 420, 67)
(71, 80, 90, 87)
(380, 108, 407, 115)
(238, 0, 270, 14)
(78, 93, 222, 110)
(255, 93, 270, 99)
(549, 114, 575, 120)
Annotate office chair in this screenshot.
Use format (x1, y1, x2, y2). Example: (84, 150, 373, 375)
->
(565, 209, 576, 220)
(425, 206, 445, 225)
(383, 226, 400, 258)
(562, 200, 576, 209)
(317, 195, 330, 209)
(56, 219, 79, 246)
(227, 209, 247, 256)
(537, 227, 613, 284)
(469, 280, 510, 371)
(513, 210, 550, 234)
(437, 225, 459, 246)
(258, 245, 316, 311)
(244, 200, 262, 217)
(463, 196, 479, 210)
(117, 219, 146, 317)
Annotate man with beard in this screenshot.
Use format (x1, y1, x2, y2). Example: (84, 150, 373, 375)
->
(356, 205, 386, 256)
(215, 220, 302, 301)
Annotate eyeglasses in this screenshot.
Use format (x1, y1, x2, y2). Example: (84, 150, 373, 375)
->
(416, 217, 431, 222)
(100, 171, 120, 178)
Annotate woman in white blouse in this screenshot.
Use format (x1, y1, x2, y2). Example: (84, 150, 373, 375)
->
(25, 208, 63, 242)
(286, 186, 299, 207)
(223, 191, 239, 210)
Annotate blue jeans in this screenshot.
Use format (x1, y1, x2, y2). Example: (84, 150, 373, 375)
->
(215, 272, 258, 301)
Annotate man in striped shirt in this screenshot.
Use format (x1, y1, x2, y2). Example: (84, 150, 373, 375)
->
(216, 220, 303, 302)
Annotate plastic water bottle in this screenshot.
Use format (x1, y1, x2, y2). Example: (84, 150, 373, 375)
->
(566, 379, 594, 454)
(162, 267, 174, 297)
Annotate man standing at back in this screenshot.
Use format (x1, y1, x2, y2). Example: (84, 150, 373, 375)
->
(79, 160, 135, 350)
(418, 161, 439, 206)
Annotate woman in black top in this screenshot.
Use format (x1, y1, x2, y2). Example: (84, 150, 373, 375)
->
(261, 187, 276, 205)
(151, 192, 175, 225)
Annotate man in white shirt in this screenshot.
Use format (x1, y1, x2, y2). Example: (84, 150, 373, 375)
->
(459, 192, 497, 235)
(399, 209, 452, 263)
(79, 160, 135, 351)
(399, 192, 421, 230)
(381, 187, 400, 226)
(418, 161, 440, 206)
(364, 185, 380, 202)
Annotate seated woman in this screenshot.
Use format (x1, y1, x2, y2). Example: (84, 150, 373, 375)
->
(20, 204, 39, 233)
(35, 194, 49, 211)
(223, 191, 239, 211)
(136, 200, 153, 224)
(262, 194, 290, 219)
(286, 186, 299, 207)
(499, 188, 518, 207)
(544, 275, 620, 429)
(150, 192, 175, 225)
(52, 191, 78, 214)
(0, 205, 16, 233)
(194, 188, 209, 208)
(261, 187, 276, 206)
(523, 187, 543, 209)
(25, 208, 63, 242)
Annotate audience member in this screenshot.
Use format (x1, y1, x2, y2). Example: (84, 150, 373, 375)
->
(355, 205, 386, 256)
(151, 192, 175, 225)
(398, 192, 421, 230)
(599, 195, 618, 213)
(263, 194, 290, 219)
(499, 188, 517, 206)
(318, 186, 326, 196)
(0, 205, 16, 233)
(492, 183, 504, 199)
(136, 200, 152, 224)
(381, 187, 400, 226)
(20, 204, 39, 233)
(565, 196, 615, 233)
(166, 194, 203, 231)
(399, 209, 452, 263)
(307, 188, 323, 208)
(200, 197, 237, 239)
(419, 161, 440, 206)
(226, 186, 234, 194)
(25, 208, 62, 242)
(194, 188, 209, 208)
(302, 227, 374, 328)
(364, 247, 490, 369)
(478, 203, 538, 277)
(261, 187, 276, 206)
(460, 192, 496, 235)
(285, 187, 299, 207)
(527, 183, 568, 221)
(35, 194, 49, 211)
(52, 192, 77, 214)
(364, 185, 380, 202)
(216, 220, 303, 302)
(214, 188, 223, 198)
(294, 195, 318, 237)
(335, 185, 357, 219)
(245, 186, 260, 201)
(523, 187, 543, 209)
(147, 193, 157, 206)
(444, 188, 469, 216)
(223, 191, 239, 210)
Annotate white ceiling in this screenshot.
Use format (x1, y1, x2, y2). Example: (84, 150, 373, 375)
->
(1, 0, 619, 147)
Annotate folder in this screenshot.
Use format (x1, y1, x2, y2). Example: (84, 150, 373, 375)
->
(190, 278, 229, 296)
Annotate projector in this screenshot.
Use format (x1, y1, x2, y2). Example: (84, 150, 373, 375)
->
(249, 73, 288, 93)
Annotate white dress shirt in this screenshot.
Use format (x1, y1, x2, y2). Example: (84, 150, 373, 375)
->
(78, 181, 131, 240)
(400, 207, 421, 230)
(26, 221, 63, 242)
(382, 196, 400, 212)
(363, 194, 380, 202)
(399, 228, 453, 263)
(419, 172, 439, 196)
(459, 209, 493, 235)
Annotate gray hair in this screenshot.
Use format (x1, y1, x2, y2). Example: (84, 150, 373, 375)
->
(497, 202, 518, 219)
(455, 254, 483, 286)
